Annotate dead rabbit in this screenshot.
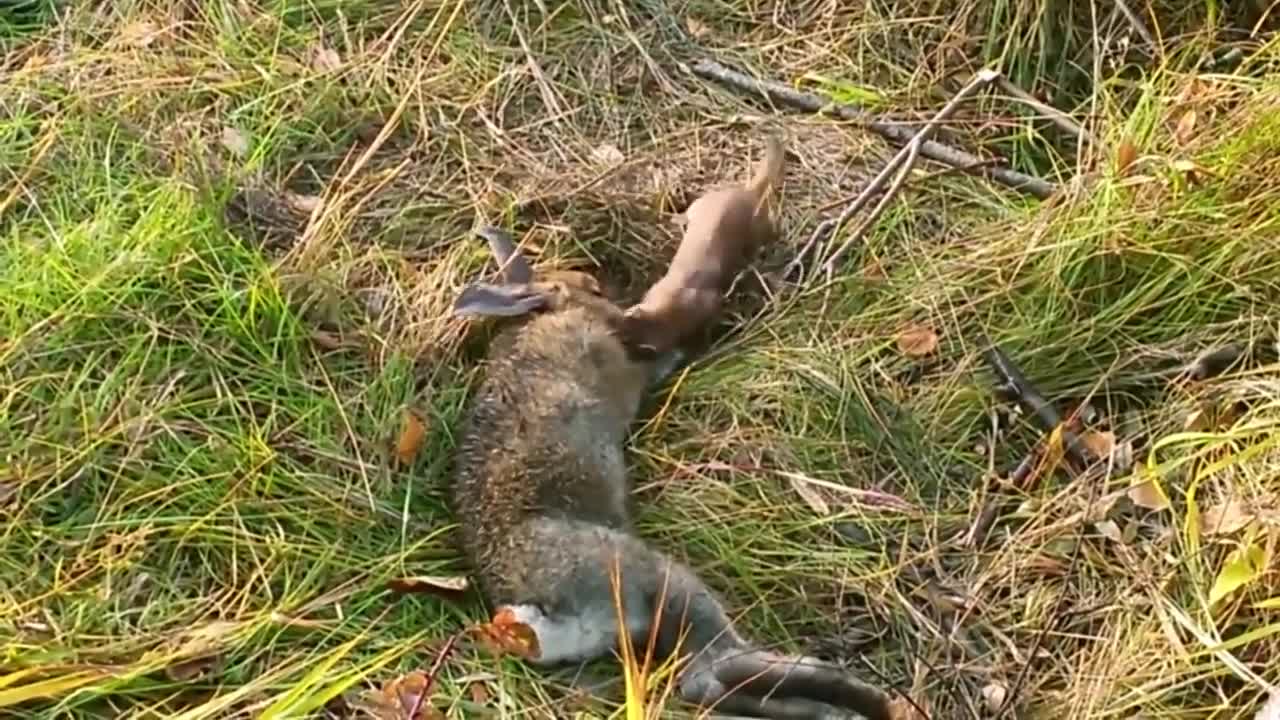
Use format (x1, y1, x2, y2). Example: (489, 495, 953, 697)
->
(448, 224, 891, 720)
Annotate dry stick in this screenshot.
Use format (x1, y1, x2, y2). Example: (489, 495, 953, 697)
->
(688, 60, 1056, 200)
(818, 69, 1002, 277)
(994, 76, 1093, 143)
(1113, 0, 1157, 48)
(981, 341, 1093, 469)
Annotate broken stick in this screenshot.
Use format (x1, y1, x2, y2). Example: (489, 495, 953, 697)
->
(981, 341, 1093, 469)
(688, 60, 1056, 200)
(816, 69, 1002, 276)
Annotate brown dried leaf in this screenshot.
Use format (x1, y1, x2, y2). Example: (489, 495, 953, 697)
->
(394, 410, 427, 466)
(862, 257, 888, 282)
(284, 191, 322, 215)
(0, 480, 15, 506)
(355, 670, 444, 720)
(896, 324, 938, 358)
(118, 19, 163, 48)
(470, 607, 541, 659)
(312, 44, 342, 72)
(685, 17, 711, 39)
(1202, 497, 1254, 536)
(981, 682, 1008, 714)
(1080, 430, 1115, 461)
(1128, 477, 1171, 511)
(220, 126, 251, 159)
(467, 680, 491, 705)
(788, 476, 831, 516)
(165, 654, 221, 682)
(1115, 139, 1138, 176)
(1095, 519, 1123, 543)
(887, 695, 929, 720)
(590, 143, 624, 166)
(1174, 109, 1198, 146)
(386, 575, 470, 599)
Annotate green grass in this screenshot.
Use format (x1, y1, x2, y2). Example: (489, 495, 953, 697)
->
(2, 1, 1279, 718)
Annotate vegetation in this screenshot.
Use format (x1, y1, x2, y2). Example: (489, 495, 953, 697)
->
(1, 0, 1277, 718)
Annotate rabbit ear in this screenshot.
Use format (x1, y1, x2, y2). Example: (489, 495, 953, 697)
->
(453, 282, 550, 318)
(476, 226, 534, 285)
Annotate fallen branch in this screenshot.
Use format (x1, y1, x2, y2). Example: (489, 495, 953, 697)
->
(688, 60, 1056, 200)
(981, 341, 1093, 470)
(994, 76, 1093, 143)
(816, 69, 1002, 276)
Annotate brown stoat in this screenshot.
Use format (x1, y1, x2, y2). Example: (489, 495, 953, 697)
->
(622, 134, 786, 355)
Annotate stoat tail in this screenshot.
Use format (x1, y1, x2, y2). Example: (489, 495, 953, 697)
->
(744, 134, 786, 210)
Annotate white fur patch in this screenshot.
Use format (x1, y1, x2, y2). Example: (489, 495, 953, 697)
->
(500, 603, 619, 666)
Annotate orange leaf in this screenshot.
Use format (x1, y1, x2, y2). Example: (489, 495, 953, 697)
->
(395, 410, 427, 466)
(896, 324, 938, 358)
(1128, 477, 1170, 511)
(1115, 140, 1138, 176)
(1174, 109, 1198, 146)
(1079, 430, 1115, 461)
(469, 608, 541, 659)
(355, 670, 445, 720)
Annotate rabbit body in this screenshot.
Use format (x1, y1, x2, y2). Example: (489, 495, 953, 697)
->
(449, 231, 891, 720)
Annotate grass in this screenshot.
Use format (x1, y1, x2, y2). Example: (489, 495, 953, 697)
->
(2, 0, 1279, 718)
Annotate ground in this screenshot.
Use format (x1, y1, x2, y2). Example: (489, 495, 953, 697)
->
(2, 1, 1279, 719)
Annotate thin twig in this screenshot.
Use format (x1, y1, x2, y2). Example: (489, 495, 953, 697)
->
(687, 60, 1056, 199)
(995, 76, 1094, 143)
(1113, 0, 1157, 48)
(818, 69, 1001, 276)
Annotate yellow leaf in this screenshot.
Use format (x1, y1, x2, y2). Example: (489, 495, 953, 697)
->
(1128, 475, 1170, 511)
(395, 410, 427, 466)
(1209, 543, 1265, 605)
(896, 324, 938, 357)
(0, 670, 109, 707)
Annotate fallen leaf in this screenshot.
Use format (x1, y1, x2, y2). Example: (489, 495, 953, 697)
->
(591, 143, 624, 166)
(118, 19, 163, 48)
(0, 481, 15, 506)
(862, 257, 888, 282)
(1202, 497, 1254, 536)
(164, 654, 222, 682)
(394, 410, 427, 466)
(685, 17, 711, 39)
(1095, 519, 1123, 543)
(467, 681, 491, 705)
(1171, 158, 1213, 185)
(312, 44, 342, 72)
(1174, 109, 1198, 146)
(1115, 139, 1138, 175)
(981, 682, 1008, 713)
(386, 575, 470, 599)
(220, 126, 251, 159)
(896, 324, 938, 358)
(887, 695, 928, 720)
(469, 607, 541, 659)
(354, 670, 445, 720)
(309, 329, 347, 351)
(1079, 430, 1115, 461)
(1209, 542, 1266, 605)
(1128, 476, 1171, 511)
(787, 476, 831, 516)
(284, 191, 322, 214)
